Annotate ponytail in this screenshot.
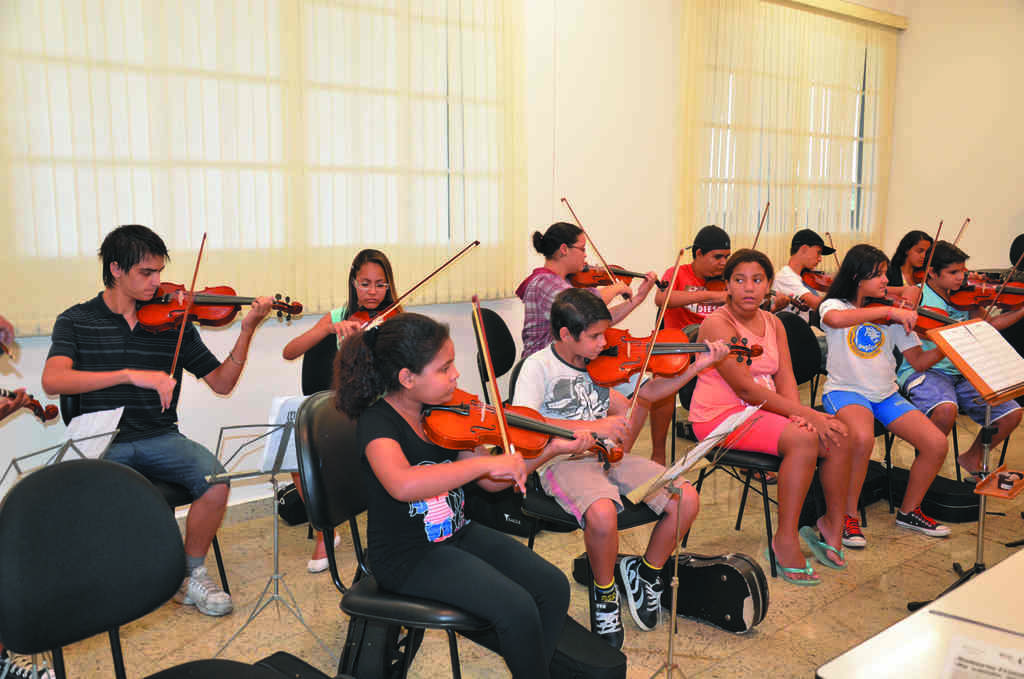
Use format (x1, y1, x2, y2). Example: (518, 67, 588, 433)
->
(532, 222, 583, 258)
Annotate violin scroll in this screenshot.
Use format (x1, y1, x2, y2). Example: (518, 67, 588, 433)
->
(273, 293, 303, 320)
(0, 387, 58, 423)
(730, 336, 762, 365)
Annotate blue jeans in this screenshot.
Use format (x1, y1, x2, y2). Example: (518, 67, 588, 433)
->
(104, 431, 227, 499)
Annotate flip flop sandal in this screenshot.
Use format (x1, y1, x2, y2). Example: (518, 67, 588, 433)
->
(799, 525, 846, 570)
(764, 548, 819, 586)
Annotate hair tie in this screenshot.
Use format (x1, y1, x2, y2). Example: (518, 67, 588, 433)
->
(362, 325, 380, 350)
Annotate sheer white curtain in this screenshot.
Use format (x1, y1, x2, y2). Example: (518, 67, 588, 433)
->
(678, 0, 900, 265)
(0, 0, 525, 334)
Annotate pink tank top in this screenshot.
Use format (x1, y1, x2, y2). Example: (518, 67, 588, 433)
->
(689, 307, 780, 424)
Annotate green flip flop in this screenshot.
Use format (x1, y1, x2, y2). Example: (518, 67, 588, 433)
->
(764, 548, 820, 586)
(799, 525, 847, 570)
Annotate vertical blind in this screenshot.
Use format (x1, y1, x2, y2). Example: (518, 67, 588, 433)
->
(0, 0, 525, 335)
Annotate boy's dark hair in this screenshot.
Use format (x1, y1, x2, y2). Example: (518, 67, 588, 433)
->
(99, 225, 170, 287)
(334, 313, 450, 418)
(823, 244, 888, 303)
(723, 248, 774, 282)
(929, 240, 968, 276)
(345, 249, 400, 318)
(890, 230, 933, 270)
(532, 222, 584, 258)
(550, 288, 610, 341)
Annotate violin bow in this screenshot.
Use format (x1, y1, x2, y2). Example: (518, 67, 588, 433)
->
(363, 240, 480, 330)
(916, 220, 943, 310)
(624, 248, 687, 424)
(952, 218, 970, 247)
(471, 295, 525, 494)
(751, 202, 769, 250)
(981, 245, 1024, 323)
(561, 197, 630, 301)
(169, 232, 207, 378)
(824, 232, 841, 271)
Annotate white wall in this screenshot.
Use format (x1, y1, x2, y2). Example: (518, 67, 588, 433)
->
(882, 0, 1024, 266)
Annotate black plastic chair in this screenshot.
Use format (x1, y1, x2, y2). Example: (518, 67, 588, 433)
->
(0, 459, 316, 679)
(302, 333, 339, 396)
(472, 307, 517, 404)
(59, 394, 230, 593)
(293, 391, 490, 679)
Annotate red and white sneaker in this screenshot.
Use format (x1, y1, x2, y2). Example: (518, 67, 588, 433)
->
(895, 507, 951, 538)
(841, 514, 866, 548)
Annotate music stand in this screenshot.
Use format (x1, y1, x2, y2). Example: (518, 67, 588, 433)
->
(210, 398, 337, 663)
(0, 431, 117, 493)
(907, 320, 1024, 611)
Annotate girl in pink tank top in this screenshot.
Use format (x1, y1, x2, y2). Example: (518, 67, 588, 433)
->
(688, 249, 852, 587)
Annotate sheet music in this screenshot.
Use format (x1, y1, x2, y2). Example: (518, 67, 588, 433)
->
(65, 407, 123, 459)
(259, 395, 308, 473)
(668, 404, 763, 478)
(935, 322, 1024, 394)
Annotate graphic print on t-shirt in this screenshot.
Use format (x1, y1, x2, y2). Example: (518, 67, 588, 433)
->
(408, 461, 465, 542)
(686, 285, 720, 318)
(545, 374, 610, 421)
(846, 324, 885, 359)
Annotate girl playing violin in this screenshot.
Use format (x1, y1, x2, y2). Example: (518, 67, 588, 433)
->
(281, 249, 401, 572)
(896, 241, 1024, 480)
(335, 313, 591, 679)
(886, 230, 934, 305)
(690, 249, 850, 585)
(819, 244, 950, 547)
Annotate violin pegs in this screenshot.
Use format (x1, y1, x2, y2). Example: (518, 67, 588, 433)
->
(275, 293, 282, 301)
(277, 310, 283, 319)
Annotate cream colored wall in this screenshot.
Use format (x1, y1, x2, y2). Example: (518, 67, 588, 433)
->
(882, 0, 1024, 266)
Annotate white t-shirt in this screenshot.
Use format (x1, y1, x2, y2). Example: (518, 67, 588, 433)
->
(819, 298, 920, 401)
(773, 264, 818, 322)
(512, 345, 611, 421)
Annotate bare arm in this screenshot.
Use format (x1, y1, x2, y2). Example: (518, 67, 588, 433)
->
(653, 288, 727, 309)
(607, 273, 658, 325)
(459, 432, 595, 492)
(282, 313, 334, 360)
(42, 355, 178, 410)
(202, 298, 273, 394)
(900, 345, 945, 372)
(981, 305, 1024, 331)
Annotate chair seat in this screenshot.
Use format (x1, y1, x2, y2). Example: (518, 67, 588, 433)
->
(711, 449, 782, 471)
(147, 659, 286, 678)
(151, 479, 194, 508)
(341, 575, 490, 631)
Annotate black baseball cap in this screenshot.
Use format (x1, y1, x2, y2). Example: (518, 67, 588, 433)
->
(692, 225, 731, 254)
(791, 228, 836, 255)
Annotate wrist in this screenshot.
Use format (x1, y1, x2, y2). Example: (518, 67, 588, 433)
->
(227, 350, 244, 366)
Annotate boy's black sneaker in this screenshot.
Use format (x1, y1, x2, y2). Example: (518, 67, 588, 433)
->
(619, 556, 663, 631)
(895, 507, 951, 537)
(589, 581, 624, 649)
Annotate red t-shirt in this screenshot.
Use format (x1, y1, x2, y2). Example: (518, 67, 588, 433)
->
(661, 263, 720, 329)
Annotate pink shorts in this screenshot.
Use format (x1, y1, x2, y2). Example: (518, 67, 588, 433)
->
(691, 407, 789, 456)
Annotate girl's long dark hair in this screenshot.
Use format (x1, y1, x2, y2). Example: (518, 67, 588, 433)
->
(890, 230, 933, 271)
(344, 249, 401, 319)
(334, 313, 450, 418)
(824, 244, 889, 303)
(532, 222, 583, 259)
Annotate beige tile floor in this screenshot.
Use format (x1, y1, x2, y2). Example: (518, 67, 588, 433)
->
(36, 407, 1024, 678)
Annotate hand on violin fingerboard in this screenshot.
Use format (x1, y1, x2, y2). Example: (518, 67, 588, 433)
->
(692, 340, 731, 373)
(332, 319, 363, 341)
(0, 388, 30, 421)
(546, 431, 596, 458)
(241, 296, 275, 331)
(631, 272, 659, 304)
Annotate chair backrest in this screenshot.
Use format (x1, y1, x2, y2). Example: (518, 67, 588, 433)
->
(777, 311, 822, 386)
(294, 390, 366, 533)
(0, 459, 184, 654)
(59, 393, 80, 426)
(473, 307, 517, 404)
(302, 334, 339, 396)
(507, 357, 527, 404)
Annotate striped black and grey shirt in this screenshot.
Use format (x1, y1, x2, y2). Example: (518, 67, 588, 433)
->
(48, 293, 222, 443)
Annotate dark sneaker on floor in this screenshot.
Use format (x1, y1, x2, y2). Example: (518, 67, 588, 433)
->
(589, 581, 624, 649)
(842, 514, 867, 548)
(618, 556, 663, 631)
(896, 507, 951, 537)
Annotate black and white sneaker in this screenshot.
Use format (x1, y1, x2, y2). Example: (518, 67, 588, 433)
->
(896, 507, 951, 537)
(589, 582, 624, 649)
(619, 556, 663, 631)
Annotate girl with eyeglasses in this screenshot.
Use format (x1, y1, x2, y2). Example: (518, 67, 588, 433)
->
(282, 248, 402, 572)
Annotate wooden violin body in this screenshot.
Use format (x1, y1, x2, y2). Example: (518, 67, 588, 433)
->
(801, 270, 834, 293)
(948, 281, 1024, 311)
(422, 388, 622, 464)
(568, 265, 668, 291)
(0, 387, 58, 423)
(863, 297, 955, 334)
(587, 328, 762, 387)
(137, 282, 302, 332)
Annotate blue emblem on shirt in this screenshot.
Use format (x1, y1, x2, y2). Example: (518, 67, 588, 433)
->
(846, 323, 884, 358)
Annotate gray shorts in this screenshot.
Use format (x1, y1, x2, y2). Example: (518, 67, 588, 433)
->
(903, 369, 1021, 425)
(538, 455, 674, 527)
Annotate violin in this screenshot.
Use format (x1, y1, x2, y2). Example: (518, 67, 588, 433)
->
(137, 283, 302, 332)
(863, 296, 955, 334)
(347, 307, 395, 327)
(801, 270, 834, 293)
(569, 265, 668, 291)
(422, 388, 623, 464)
(948, 281, 1024, 311)
(0, 387, 59, 423)
(587, 328, 762, 387)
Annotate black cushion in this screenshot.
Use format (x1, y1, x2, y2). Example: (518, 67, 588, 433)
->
(341, 575, 490, 631)
(777, 311, 822, 386)
(146, 660, 287, 678)
(302, 334, 338, 396)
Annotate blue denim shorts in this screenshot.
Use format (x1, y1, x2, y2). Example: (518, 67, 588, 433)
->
(903, 369, 1021, 425)
(104, 431, 227, 499)
(822, 389, 916, 427)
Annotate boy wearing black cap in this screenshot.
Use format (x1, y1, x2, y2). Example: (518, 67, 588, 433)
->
(773, 228, 835, 322)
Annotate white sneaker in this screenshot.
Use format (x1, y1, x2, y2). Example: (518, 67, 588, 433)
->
(307, 533, 343, 573)
(175, 566, 233, 616)
(1, 652, 55, 679)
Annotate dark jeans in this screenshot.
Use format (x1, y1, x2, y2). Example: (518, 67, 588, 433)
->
(394, 522, 569, 679)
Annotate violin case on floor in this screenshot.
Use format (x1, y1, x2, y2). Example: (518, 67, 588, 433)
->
(572, 551, 768, 634)
(550, 615, 627, 679)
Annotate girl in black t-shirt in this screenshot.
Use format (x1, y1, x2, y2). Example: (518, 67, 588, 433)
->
(335, 313, 592, 679)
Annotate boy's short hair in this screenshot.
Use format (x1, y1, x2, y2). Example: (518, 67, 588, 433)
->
(550, 288, 610, 341)
(99, 225, 170, 287)
(929, 240, 968, 275)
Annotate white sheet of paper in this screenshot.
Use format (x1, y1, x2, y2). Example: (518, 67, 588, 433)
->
(65, 407, 123, 459)
(941, 634, 1024, 678)
(668, 404, 763, 478)
(259, 395, 308, 473)
(934, 322, 1024, 395)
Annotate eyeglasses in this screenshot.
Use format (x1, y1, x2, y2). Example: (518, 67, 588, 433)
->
(569, 245, 587, 254)
(355, 281, 389, 291)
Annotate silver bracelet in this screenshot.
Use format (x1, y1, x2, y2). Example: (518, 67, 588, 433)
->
(227, 351, 244, 366)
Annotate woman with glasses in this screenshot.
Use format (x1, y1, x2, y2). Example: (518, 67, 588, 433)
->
(282, 248, 402, 572)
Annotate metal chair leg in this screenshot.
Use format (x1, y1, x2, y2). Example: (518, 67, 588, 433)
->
(211, 535, 230, 594)
(760, 474, 777, 578)
(735, 469, 754, 531)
